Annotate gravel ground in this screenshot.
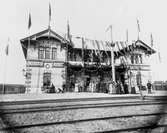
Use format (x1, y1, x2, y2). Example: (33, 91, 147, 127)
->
(13, 115, 167, 133)
(3, 104, 163, 126)
(1, 104, 166, 133)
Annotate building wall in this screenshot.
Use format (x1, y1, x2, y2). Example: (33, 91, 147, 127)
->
(25, 38, 66, 91)
(27, 39, 66, 61)
(26, 65, 65, 89)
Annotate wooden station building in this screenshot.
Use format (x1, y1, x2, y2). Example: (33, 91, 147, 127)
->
(20, 27, 155, 94)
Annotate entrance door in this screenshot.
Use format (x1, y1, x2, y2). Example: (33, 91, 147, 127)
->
(43, 72, 51, 87)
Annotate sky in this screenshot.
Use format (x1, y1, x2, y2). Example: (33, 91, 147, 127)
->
(0, 0, 166, 84)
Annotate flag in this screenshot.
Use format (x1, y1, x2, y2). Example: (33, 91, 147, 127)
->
(101, 41, 109, 57)
(125, 41, 129, 52)
(95, 40, 103, 63)
(5, 38, 10, 56)
(67, 20, 71, 42)
(81, 37, 85, 62)
(158, 52, 161, 63)
(106, 25, 112, 32)
(116, 41, 121, 51)
(92, 40, 98, 56)
(95, 40, 101, 55)
(120, 41, 127, 54)
(126, 29, 128, 42)
(5, 44, 9, 56)
(137, 19, 140, 32)
(48, 2, 51, 27)
(150, 33, 153, 47)
(49, 3, 51, 22)
(28, 13, 32, 30)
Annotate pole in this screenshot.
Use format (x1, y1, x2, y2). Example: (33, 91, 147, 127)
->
(109, 26, 115, 82)
(66, 20, 70, 92)
(2, 53, 7, 94)
(3, 38, 10, 94)
(65, 42, 68, 92)
(82, 37, 85, 92)
(137, 19, 140, 40)
(27, 29, 31, 90)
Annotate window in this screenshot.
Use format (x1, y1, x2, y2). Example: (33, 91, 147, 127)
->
(139, 55, 143, 64)
(52, 48, 57, 60)
(45, 47, 50, 59)
(38, 47, 44, 59)
(135, 55, 139, 64)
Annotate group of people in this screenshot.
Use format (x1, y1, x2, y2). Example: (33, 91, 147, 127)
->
(42, 78, 153, 94)
(72, 79, 129, 94)
(108, 80, 129, 94)
(43, 81, 64, 93)
(72, 79, 153, 94)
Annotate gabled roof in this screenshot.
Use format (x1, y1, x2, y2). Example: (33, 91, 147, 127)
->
(135, 40, 155, 53)
(20, 27, 67, 43)
(20, 28, 69, 58)
(116, 40, 156, 57)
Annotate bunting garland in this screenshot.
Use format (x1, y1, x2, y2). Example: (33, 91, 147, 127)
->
(100, 40, 109, 61)
(92, 40, 98, 56)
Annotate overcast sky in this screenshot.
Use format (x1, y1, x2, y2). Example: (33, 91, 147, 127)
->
(0, 0, 166, 84)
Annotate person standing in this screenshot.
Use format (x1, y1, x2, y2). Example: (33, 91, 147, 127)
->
(147, 81, 152, 94)
(74, 80, 79, 92)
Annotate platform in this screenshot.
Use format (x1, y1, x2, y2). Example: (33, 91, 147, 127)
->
(0, 91, 166, 102)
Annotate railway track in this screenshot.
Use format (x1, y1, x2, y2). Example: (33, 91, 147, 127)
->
(0, 95, 167, 133)
(0, 95, 167, 114)
(0, 100, 167, 114)
(1, 111, 167, 132)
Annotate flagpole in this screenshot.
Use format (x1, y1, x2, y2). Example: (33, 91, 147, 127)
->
(66, 20, 70, 92)
(125, 29, 132, 93)
(48, 2, 51, 29)
(109, 25, 116, 83)
(137, 19, 140, 40)
(2, 53, 7, 94)
(27, 12, 31, 91)
(3, 39, 9, 94)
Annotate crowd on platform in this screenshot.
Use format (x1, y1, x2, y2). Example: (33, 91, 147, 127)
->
(42, 79, 153, 94)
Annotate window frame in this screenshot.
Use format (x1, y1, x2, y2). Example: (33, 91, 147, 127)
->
(45, 47, 50, 59)
(52, 47, 57, 60)
(38, 46, 44, 59)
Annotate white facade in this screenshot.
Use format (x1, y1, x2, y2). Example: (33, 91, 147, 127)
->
(21, 28, 67, 93)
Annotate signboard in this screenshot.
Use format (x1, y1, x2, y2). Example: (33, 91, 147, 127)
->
(27, 61, 43, 67)
(52, 62, 64, 67)
(129, 65, 150, 71)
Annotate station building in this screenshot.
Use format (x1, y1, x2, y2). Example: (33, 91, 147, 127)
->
(20, 27, 155, 94)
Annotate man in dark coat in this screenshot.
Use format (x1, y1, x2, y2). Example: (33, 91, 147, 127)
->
(147, 81, 152, 94)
